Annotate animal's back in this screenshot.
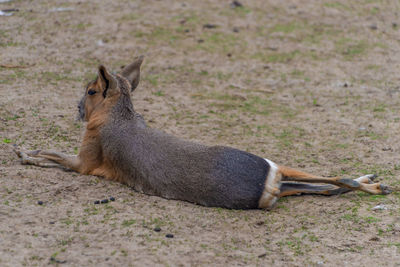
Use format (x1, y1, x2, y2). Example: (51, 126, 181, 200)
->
(101, 117, 270, 209)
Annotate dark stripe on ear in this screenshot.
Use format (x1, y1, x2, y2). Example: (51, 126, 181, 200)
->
(99, 68, 109, 98)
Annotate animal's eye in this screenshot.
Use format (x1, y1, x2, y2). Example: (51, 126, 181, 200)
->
(88, 89, 96, 95)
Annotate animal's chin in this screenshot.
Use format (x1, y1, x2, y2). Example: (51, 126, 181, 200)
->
(76, 111, 86, 122)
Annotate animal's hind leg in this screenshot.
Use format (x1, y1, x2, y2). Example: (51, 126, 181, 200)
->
(279, 182, 349, 197)
(278, 165, 391, 195)
(279, 175, 382, 197)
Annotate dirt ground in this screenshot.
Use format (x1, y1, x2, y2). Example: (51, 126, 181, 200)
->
(1, 0, 400, 266)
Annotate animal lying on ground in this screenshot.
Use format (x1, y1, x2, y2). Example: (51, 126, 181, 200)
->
(14, 56, 391, 209)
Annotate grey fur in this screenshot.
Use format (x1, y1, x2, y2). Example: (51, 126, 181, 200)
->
(77, 92, 86, 121)
(93, 73, 271, 209)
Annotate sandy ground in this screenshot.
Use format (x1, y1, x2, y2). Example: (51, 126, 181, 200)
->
(1, 0, 400, 266)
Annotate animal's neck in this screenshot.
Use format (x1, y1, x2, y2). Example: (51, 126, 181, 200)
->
(86, 98, 117, 130)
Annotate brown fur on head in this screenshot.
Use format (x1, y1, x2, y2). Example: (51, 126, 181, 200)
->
(77, 56, 144, 121)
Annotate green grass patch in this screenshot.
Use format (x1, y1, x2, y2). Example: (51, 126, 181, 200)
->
(153, 90, 165, 96)
(273, 127, 306, 149)
(172, 11, 203, 27)
(270, 22, 301, 34)
(197, 32, 245, 54)
(219, 5, 252, 18)
(365, 64, 381, 70)
(2, 138, 12, 144)
(75, 23, 92, 30)
(122, 219, 136, 227)
(193, 92, 299, 122)
(0, 69, 27, 84)
(144, 74, 159, 86)
(134, 26, 182, 45)
(341, 213, 360, 223)
(335, 38, 369, 60)
(118, 13, 139, 21)
(357, 130, 386, 141)
(290, 69, 311, 81)
(356, 164, 394, 177)
(373, 104, 386, 113)
(364, 216, 380, 223)
(252, 50, 300, 63)
(324, 2, 351, 11)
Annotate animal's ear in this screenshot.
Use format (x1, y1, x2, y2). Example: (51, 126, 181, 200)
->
(98, 65, 119, 97)
(121, 55, 144, 92)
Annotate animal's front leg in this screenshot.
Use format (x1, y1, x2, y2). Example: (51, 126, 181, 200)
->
(14, 146, 82, 172)
(14, 149, 64, 168)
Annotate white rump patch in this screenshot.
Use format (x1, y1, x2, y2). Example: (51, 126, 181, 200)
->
(258, 158, 281, 209)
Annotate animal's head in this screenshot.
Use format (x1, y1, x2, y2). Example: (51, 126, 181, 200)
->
(78, 55, 144, 121)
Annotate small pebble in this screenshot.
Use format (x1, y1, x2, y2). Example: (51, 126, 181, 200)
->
(203, 24, 217, 29)
(49, 221, 55, 224)
(230, 0, 243, 8)
(94, 200, 100, 204)
(97, 40, 105, 47)
(370, 236, 380, 241)
(49, 7, 74, 12)
(50, 257, 67, 264)
(372, 204, 388, 211)
(101, 199, 109, 204)
(0, 10, 13, 16)
(37, 201, 43, 205)
(369, 24, 378, 30)
(154, 227, 161, 232)
(165, 234, 174, 238)
(2, 8, 19, 12)
(109, 197, 116, 201)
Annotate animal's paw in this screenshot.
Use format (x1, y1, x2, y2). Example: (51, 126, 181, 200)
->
(26, 150, 41, 157)
(380, 184, 392, 195)
(12, 144, 23, 158)
(355, 174, 377, 184)
(12, 146, 29, 164)
(13, 145, 42, 158)
(355, 175, 391, 195)
(12, 145, 37, 165)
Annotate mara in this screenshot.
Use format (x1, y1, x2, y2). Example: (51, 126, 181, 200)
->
(14, 56, 391, 210)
